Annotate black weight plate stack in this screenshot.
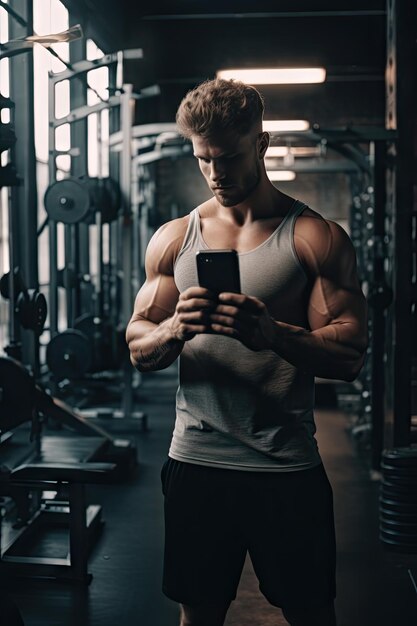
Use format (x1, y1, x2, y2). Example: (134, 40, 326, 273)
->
(380, 447, 417, 553)
(46, 330, 93, 380)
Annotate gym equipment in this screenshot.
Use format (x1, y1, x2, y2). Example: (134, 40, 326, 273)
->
(0, 270, 24, 300)
(44, 178, 91, 224)
(85, 176, 121, 224)
(15, 289, 47, 334)
(0, 356, 138, 583)
(3, 355, 137, 476)
(44, 176, 121, 225)
(367, 281, 394, 310)
(0, 269, 47, 336)
(379, 448, 417, 553)
(0, 123, 17, 152)
(46, 329, 93, 379)
(41, 51, 150, 427)
(56, 267, 79, 289)
(0, 99, 19, 188)
(0, 162, 20, 187)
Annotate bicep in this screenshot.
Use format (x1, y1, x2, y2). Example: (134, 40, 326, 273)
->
(308, 277, 368, 352)
(127, 222, 183, 331)
(131, 273, 179, 326)
(306, 222, 368, 352)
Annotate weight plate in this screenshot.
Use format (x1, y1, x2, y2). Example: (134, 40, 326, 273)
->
(0, 356, 36, 428)
(85, 177, 121, 224)
(380, 528, 417, 543)
(15, 290, 47, 335)
(379, 510, 417, 524)
(32, 291, 47, 335)
(381, 488, 417, 504)
(382, 448, 417, 467)
(380, 497, 417, 513)
(74, 314, 117, 371)
(44, 179, 91, 224)
(57, 267, 78, 289)
(380, 509, 417, 523)
(46, 330, 93, 379)
(0, 271, 24, 300)
(380, 518, 417, 533)
(382, 478, 417, 492)
(380, 473, 417, 485)
(379, 536, 417, 553)
(101, 178, 121, 223)
(381, 462, 417, 476)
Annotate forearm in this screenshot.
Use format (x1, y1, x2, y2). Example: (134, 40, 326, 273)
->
(127, 317, 184, 372)
(270, 320, 365, 381)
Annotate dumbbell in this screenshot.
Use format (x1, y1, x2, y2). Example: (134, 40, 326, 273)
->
(0, 269, 47, 335)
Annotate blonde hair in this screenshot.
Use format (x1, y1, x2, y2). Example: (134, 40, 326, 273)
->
(176, 78, 264, 138)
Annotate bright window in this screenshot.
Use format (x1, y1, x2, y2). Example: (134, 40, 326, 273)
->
(0, 1, 10, 347)
(87, 39, 109, 178)
(33, 0, 69, 283)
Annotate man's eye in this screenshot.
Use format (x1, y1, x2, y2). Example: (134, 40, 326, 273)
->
(200, 158, 210, 164)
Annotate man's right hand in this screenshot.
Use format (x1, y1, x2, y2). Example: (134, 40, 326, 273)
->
(168, 287, 217, 341)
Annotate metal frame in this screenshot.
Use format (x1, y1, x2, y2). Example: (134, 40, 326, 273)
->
(385, 0, 416, 447)
(5, 0, 39, 374)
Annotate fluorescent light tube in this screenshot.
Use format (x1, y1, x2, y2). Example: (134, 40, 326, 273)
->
(263, 120, 310, 132)
(266, 146, 320, 157)
(267, 171, 296, 181)
(217, 68, 326, 84)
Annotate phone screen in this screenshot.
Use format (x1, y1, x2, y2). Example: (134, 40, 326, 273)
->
(196, 250, 241, 294)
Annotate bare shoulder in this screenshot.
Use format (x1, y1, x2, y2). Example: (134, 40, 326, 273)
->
(294, 209, 356, 278)
(145, 214, 190, 276)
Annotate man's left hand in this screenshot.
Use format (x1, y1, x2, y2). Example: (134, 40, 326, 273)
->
(210, 292, 277, 351)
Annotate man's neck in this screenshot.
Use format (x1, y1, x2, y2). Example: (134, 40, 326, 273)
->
(214, 181, 294, 225)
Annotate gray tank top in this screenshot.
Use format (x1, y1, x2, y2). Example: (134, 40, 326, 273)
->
(170, 200, 322, 472)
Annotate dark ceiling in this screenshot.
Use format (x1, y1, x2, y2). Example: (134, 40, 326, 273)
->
(67, 1, 387, 129)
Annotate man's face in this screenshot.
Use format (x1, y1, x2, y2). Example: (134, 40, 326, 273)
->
(191, 130, 266, 207)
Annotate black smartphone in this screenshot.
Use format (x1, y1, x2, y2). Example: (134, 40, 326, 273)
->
(196, 249, 241, 294)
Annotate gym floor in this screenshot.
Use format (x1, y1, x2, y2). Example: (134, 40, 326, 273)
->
(3, 365, 417, 626)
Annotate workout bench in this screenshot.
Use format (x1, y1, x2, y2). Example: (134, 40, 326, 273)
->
(0, 356, 128, 584)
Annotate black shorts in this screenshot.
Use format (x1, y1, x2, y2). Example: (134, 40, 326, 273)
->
(161, 457, 336, 610)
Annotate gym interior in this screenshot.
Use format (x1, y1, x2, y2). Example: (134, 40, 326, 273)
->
(0, 1, 416, 624)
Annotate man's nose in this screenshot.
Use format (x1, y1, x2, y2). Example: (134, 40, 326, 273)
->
(209, 161, 226, 183)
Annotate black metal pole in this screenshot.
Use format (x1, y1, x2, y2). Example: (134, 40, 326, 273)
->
(8, 0, 39, 374)
(370, 141, 386, 469)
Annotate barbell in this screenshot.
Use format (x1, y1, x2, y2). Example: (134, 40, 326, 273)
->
(44, 176, 121, 225)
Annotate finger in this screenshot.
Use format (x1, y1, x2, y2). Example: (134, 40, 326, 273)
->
(178, 310, 212, 325)
(178, 324, 209, 340)
(218, 293, 264, 312)
(210, 314, 251, 337)
(178, 297, 216, 312)
(210, 322, 239, 337)
(214, 304, 258, 322)
(210, 313, 238, 328)
(180, 287, 217, 301)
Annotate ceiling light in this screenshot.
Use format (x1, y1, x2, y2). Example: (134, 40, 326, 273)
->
(263, 120, 310, 132)
(217, 68, 326, 84)
(267, 171, 296, 182)
(266, 147, 291, 157)
(266, 146, 319, 158)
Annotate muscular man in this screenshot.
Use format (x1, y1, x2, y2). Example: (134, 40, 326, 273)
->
(126, 79, 368, 626)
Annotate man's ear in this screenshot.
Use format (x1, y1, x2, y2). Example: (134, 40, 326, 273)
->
(258, 132, 270, 159)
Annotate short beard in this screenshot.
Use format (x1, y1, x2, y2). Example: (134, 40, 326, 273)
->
(218, 159, 261, 207)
